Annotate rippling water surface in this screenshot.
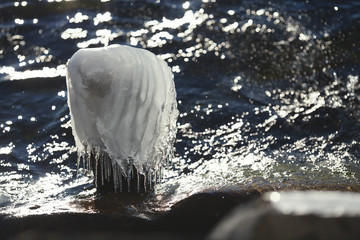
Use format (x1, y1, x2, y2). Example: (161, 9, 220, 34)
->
(0, 0, 360, 217)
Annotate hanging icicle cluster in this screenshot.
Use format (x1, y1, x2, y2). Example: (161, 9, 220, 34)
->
(76, 146, 168, 192)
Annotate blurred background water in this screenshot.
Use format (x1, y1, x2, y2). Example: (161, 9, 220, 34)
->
(0, 0, 359, 217)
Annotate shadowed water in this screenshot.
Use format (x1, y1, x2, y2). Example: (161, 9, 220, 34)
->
(0, 0, 359, 217)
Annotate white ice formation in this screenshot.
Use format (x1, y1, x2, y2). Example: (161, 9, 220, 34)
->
(66, 44, 178, 192)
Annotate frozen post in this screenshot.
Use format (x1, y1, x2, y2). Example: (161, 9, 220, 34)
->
(66, 44, 179, 192)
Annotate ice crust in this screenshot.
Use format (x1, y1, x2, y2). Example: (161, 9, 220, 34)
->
(66, 44, 178, 191)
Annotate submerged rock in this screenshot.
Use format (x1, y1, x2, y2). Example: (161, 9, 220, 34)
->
(209, 191, 360, 240)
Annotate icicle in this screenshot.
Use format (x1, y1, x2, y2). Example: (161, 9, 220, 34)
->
(113, 163, 118, 193)
(100, 154, 104, 186)
(161, 166, 164, 180)
(104, 155, 110, 180)
(144, 172, 147, 192)
(154, 170, 157, 184)
(136, 171, 140, 193)
(159, 168, 161, 183)
(149, 170, 152, 190)
(94, 157, 98, 188)
(82, 147, 87, 174)
(119, 166, 123, 192)
(85, 146, 91, 174)
(90, 148, 94, 173)
(127, 165, 132, 192)
(127, 176, 130, 192)
(76, 152, 81, 175)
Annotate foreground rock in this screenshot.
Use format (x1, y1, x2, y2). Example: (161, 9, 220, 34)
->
(209, 191, 360, 240)
(1, 190, 260, 240)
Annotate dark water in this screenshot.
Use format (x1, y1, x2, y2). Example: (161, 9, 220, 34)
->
(0, 0, 360, 217)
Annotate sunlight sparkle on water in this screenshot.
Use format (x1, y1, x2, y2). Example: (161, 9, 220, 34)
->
(3, 173, 96, 217)
(1, 136, 93, 216)
(14, 18, 24, 25)
(77, 29, 121, 48)
(57, 91, 66, 97)
(0, 65, 66, 80)
(93, 12, 112, 26)
(61, 28, 88, 40)
(68, 12, 89, 23)
(0, 143, 14, 155)
(182, 1, 190, 9)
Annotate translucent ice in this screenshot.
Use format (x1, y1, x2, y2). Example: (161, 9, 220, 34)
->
(66, 44, 178, 191)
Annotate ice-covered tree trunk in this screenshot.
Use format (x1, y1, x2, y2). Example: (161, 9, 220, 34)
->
(66, 44, 178, 192)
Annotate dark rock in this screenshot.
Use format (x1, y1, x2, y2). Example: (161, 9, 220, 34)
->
(0, 190, 261, 240)
(154, 189, 261, 234)
(9, 230, 197, 240)
(209, 191, 360, 240)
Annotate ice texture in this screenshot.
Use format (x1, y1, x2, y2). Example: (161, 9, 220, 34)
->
(66, 44, 178, 191)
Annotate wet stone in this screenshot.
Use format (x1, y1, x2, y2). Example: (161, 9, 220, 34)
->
(209, 191, 360, 240)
